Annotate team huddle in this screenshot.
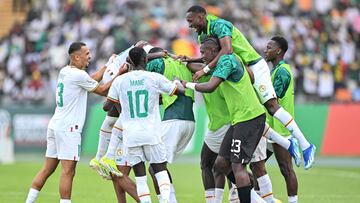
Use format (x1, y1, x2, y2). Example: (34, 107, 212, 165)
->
(24, 5, 316, 203)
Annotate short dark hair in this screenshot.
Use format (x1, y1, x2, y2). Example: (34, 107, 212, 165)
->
(201, 36, 220, 51)
(148, 47, 164, 54)
(128, 47, 147, 66)
(187, 5, 206, 14)
(68, 42, 86, 55)
(271, 36, 288, 53)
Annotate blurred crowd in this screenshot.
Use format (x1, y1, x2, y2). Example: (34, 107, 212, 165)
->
(0, 0, 359, 104)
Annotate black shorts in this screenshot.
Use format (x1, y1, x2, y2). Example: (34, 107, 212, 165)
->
(218, 113, 266, 164)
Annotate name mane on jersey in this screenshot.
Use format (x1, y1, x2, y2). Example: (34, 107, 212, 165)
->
(130, 79, 145, 86)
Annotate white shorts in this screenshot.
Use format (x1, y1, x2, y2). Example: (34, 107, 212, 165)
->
(204, 124, 231, 153)
(161, 120, 195, 163)
(124, 143, 167, 166)
(45, 128, 81, 161)
(250, 136, 267, 163)
(250, 59, 277, 104)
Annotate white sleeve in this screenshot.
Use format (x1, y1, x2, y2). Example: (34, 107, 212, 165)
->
(107, 77, 121, 102)
(74, 71, 99, 92)
(154, 73, 177, 96)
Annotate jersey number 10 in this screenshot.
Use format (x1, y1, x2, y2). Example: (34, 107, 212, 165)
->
(127, 90, 149, 118)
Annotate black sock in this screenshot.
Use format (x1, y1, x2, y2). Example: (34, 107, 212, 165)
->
(237, 185, 252, 203)
(226, 171, 236, 184)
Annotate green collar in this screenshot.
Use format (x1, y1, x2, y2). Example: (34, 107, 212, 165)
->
(275, 60, 286, 69)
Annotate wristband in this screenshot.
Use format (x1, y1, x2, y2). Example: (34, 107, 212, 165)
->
(185, 82, 196, 90)
(203, 65, 211, 73)
(173, 80, 181, 85)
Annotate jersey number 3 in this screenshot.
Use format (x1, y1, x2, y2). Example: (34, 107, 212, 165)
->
(56, 82, 64, 107)
(127, 90, 148, 118)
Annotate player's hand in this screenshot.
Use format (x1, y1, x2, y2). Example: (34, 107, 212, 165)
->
(117, 63, 128, 75)
(105, 54, 117, 67)
(178, 55, 191, 62)
(135, 40, 148, 48)
(181, 80, 187, 87)
(193, 69, 205, 81)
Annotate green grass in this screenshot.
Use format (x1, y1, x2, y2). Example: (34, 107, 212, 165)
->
(1, 161, 360, 202)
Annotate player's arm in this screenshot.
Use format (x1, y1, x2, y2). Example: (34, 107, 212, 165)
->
(103, 79, 121, 111)
(207, 37, 232, 69)
(186, 62, 205, 73)
(91, 55, 117, 82)
(92, 64, 128, 96)
(179, 55, 204, 63)
(182, 77, 223, 93)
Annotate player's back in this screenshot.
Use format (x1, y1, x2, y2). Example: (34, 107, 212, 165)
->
(114, 70, 176, 147)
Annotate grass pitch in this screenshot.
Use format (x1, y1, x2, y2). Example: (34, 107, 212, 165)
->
(1, 158, 360, 203)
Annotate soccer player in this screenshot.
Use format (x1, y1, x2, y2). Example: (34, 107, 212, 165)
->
(264, 36, 299, 203)
(103, 47, 185, 203)
(145, 47, 195, 202)
(25, 42, 118, 203)
(186, 62, 238, 203)
(182, 37, 269, 203)
(185, 5, 315, 169)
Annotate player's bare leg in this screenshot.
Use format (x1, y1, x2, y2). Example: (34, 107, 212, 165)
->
(59, 160, 77, 200)
(112, 165, 140, 203)
(25, 157, 59, 203)
(201, 143, 226, 203)
(272, 143, 298, 203)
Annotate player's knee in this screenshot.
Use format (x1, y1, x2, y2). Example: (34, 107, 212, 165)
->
(214, 157, 229, 174)
(249, 162, 266, 177)
(264, 99, 280, 116)
(40, 167, 56, 177)
(61, 167, 76, 178)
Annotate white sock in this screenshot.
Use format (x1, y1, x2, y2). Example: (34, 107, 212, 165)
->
(60, 199, 71, 203)
(25, 188, 39, 203)
(105, 126, 122, 159)
(214, 188, 224, 203)
(155, 171, 171, 202)
(135, 176, 152, 203)
(251, 189, 266, 203)
(205, 189, 215, 203)
(95, 131, 111, 160)
(170, 184, 177, 203)
(96, 116, 117, 160)
(273, 107, 311, 150)
(263, 123, 290, 149)
(257, 174, 275, 203)
(288, 195, 298, 203)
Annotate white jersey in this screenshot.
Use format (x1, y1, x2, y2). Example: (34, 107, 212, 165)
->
(107, 70, 177, 147)
(102, 45, 154, 83)
(48, 66, 99, 132)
